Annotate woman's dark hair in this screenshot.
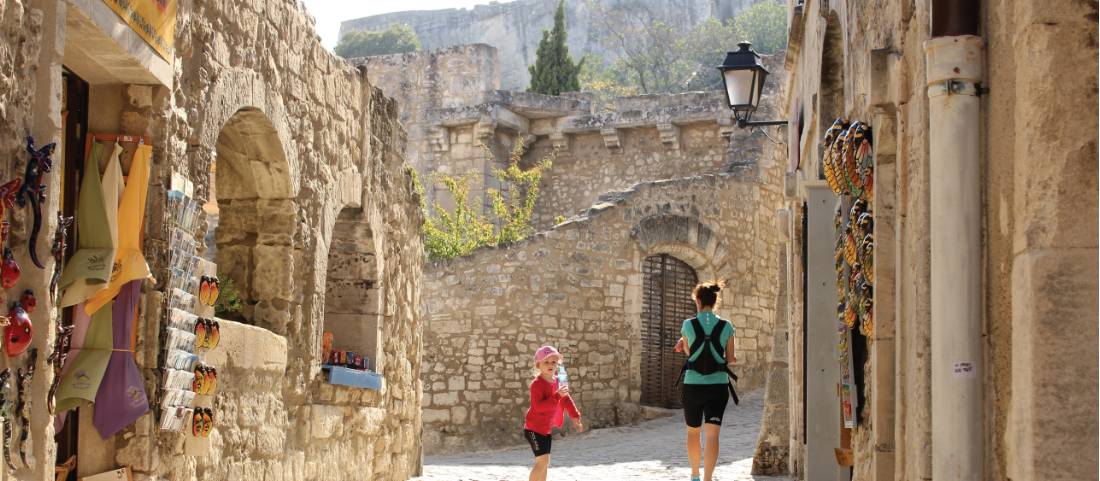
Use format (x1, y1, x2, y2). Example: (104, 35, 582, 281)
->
(692, 280, 725, 308)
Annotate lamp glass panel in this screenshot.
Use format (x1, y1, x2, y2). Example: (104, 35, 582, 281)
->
(750, 70, 766, 108)
(723, 69, 757, 107)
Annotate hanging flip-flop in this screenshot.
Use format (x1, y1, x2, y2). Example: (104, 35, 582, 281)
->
(191, 409, 203, 437)
(203, 367, 216, 395)
(198, 276, 211, 306)
(207, 320, 220, 350)
(207, 277, 220, 306)
(192, 366, 204, 394)
(194, 318, 207, 349)
(201, 408, 213, 437)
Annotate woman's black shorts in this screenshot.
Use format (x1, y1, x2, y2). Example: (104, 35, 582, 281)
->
(524, 429, 552, 457)
(682, 383, 730, 427)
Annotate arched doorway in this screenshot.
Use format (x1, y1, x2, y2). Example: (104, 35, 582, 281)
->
(640, 254, 698, 408)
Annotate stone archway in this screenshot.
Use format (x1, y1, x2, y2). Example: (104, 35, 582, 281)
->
(211, 107, 299, 335)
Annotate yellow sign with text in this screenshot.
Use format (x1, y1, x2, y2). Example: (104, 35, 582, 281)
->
(101, 0, 177, 61)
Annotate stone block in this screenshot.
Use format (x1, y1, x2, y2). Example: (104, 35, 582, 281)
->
(252, 244, 294, 301)
(204, 320, 288, 374)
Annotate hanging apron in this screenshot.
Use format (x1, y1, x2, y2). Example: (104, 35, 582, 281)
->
(86, 144, 152, 437)
(92, 279, 147, 438)
(58, 142, 122, 308)
(85, 144, 151, 315)
(53, 302, 114, 415)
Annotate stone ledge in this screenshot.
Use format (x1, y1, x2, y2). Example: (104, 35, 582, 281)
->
(203, 319, 289, 374)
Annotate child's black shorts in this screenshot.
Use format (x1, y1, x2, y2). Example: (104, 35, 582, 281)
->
(682, 383, 730, 427)
(523, 429, 552, 457)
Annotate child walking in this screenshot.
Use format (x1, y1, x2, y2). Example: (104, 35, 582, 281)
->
(524, 345, 583, 481)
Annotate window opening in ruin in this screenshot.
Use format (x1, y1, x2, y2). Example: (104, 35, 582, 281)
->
(55, 67, 89, 481)
(209, 108, 296, 332)
(640, 254, 698, 408)
(322, 207, 382, 373)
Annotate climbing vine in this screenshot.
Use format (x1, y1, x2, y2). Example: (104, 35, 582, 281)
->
(411, 138, 554, 260)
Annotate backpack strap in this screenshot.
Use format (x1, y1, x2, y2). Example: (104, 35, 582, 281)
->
(674, 318, 701, 386)
(686, 317, 707, 361)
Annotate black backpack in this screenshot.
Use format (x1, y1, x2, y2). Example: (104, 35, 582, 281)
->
(676, 317, 740, 405)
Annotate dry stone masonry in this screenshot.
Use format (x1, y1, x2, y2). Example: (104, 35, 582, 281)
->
(364, 44, 787, 454)
(0, 1, 424, 480)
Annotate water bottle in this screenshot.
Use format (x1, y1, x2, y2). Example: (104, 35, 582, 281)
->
(557, 365, 569, 389)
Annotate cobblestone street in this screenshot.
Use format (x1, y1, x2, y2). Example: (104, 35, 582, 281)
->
(414, 390, 790, 481)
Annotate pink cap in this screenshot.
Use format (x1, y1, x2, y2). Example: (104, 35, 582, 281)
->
(534, 345, 561, 363)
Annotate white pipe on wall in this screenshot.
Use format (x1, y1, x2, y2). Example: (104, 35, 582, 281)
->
(925, 35, 984, 481)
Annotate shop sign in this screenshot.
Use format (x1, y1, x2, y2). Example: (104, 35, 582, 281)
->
(101, 0, 177, 61)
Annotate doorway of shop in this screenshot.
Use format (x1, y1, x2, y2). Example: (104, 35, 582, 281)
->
(640, 254, 697, 409)
(53, 67, 89, 481)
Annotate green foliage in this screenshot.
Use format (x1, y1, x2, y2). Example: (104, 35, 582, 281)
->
(414, 139, 555, 261)
(214, 278, 243, 318)
(581, 1, 786, 95)
(528, 0, 583, 95)
(732, 1, 788, 55)
(554, 215, 567, 225)
(334, 23, 421, 59)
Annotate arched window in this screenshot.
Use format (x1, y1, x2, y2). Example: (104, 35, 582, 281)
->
(322, 207, 383, 372)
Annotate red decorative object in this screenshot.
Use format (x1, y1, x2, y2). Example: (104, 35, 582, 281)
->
(5, 305, 31, 357)
(18, 291, 34, 314)
(1, 248, 20, 289)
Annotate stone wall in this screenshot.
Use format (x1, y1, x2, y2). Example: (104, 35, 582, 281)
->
(0, 0, 424, 480)
(363, 46, 785, 230)
(781, 0, 1098, 480)
(421, 163, 784, 453)
(341, 0, 763, 90)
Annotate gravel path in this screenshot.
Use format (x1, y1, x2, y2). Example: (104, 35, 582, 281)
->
(413, 389, 791, 481)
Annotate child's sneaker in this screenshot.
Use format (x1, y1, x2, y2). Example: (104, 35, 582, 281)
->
(691, 477, 701, 481)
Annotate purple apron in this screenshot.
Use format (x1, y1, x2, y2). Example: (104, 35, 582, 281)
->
(92, 279, 148, 438)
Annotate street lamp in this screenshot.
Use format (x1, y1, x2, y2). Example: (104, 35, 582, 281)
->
(718, 42, 787, 128)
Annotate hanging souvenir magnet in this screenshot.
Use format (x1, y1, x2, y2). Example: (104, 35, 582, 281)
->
(49, 213, 73, 302)
(18, 137, 55, 269)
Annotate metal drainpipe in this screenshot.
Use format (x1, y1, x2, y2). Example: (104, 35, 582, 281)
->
(927, 1, 983, 480)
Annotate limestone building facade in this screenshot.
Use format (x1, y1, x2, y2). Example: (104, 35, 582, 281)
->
(364, 45, 788, 453)
(772, 1, 1098, 480)
(0, 1, 423, 480)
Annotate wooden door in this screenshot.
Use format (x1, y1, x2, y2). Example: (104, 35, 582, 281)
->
(640, 254, 698, 408)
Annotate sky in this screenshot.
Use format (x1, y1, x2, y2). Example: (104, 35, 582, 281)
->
(300, 0, 489, 50)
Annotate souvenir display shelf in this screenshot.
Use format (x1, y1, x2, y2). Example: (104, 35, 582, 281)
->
(156, 174, 219, 446)
(822, 118, 875, 430)
(321, 332, 382, 390)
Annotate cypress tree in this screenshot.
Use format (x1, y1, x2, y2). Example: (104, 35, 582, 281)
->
(527, 0, 582, 95)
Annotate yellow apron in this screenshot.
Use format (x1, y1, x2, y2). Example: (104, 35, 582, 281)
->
(84, 144, 151, 315)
